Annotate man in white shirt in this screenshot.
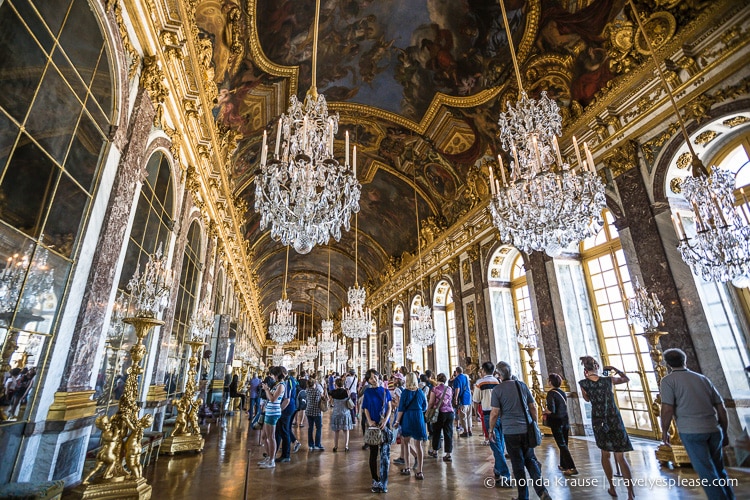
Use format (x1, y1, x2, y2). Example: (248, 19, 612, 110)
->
(345, 369, 358, 422)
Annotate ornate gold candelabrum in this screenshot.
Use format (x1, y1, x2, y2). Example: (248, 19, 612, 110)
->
(74, 245, 173, 499)
(161, 338, 205, 454)
(516, 318, 547, 430)
(626, 278, 690, 467)
(74, 315, 162, 499)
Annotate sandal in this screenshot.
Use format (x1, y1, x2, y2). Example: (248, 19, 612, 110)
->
(400, 468, 411, 476)
(415, 472, 424, 480)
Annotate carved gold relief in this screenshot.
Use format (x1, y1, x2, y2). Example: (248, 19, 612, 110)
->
(676, 152, 692, 169)
(111, 0, 141, 80)
(694, 130, 720, 145)
(606, 18, 638, 75)
(140, 55, 169, 127)
(634, 11, 677, 55)
(462, 259, 472, 285)
(670, 177, 683, 194)
(642, 123, 680, 164)
(602, 140, 638, 178)
(723, 116, 750, 128)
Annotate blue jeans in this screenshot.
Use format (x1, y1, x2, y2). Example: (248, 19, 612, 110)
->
(484, 413, 510, 479)
(307, 414, 322, 448)
(369, 437, 391, 488)
(504, 433, 548, 500)
(249, 397, 260, 420)
(680, 431, 735, 500)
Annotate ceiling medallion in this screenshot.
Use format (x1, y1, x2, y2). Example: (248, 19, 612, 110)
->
(694, 130, 720, 146)
(488, 0, 605, 257)
(676, 152, 692, 170)
(254, 0, 360, 254)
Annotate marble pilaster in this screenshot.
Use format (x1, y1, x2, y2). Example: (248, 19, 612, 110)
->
(614, 167, 698, 368)
(470, 249, 491, 363)
(524, 252, 563, 379)
(61, 88, 156, 392)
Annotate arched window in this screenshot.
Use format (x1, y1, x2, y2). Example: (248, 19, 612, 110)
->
(391, 304, 404, 368)
(165, 221, 202, 400)
(0, 0, 113, 433)
(433, 280, 458, 374)
(581, 209, 658, 436)
(487, 246, 539, 388)
(94, 151, 174, 418)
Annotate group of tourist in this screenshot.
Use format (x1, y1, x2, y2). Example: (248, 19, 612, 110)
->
(241, 349, 735, 500)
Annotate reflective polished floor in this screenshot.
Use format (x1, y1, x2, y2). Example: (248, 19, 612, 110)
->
(144, 412, 750, 499)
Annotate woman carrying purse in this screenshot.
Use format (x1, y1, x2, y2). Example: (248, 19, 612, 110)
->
(362, 369, 392, 493)
(427, 373, 454, 462)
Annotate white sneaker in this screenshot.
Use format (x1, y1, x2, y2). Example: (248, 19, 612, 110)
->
(258, 457, 270, 465)
(259, 460, 276, 469)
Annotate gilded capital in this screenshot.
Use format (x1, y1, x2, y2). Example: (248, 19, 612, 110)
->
(603, 140, 638, 179)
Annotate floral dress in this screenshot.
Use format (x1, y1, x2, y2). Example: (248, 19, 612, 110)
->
(330, 388, 354, 431)
(579, 376, 633, 452)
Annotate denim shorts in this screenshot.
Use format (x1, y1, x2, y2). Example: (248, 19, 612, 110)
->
(264, 414, 281, 426)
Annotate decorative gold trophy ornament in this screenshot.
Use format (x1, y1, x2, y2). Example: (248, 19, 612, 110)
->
(73, 245, 173, 500)
(161, 303, 213, 454)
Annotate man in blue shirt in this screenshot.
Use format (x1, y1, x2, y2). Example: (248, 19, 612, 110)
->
(275, 369, 299, 462)
(453, 366, 473, 437)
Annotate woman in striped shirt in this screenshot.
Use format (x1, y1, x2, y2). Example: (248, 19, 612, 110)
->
(259, 366, 286, 469)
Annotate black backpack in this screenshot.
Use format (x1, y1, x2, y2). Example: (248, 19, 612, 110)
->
(296, 389, 307, 411)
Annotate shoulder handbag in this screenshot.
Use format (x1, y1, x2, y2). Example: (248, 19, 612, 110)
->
(515, 381, 542, 448)
(426, 386, 450, 424)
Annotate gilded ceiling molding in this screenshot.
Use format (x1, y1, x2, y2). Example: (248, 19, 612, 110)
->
(602, 140, 639, 179)
(563, 0, 743, 142)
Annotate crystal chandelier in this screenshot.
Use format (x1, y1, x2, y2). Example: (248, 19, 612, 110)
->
(319, 245, 338, 353)
(0, 239, 55, 316)
(189, 303, 214, 342)
(515, 315, 539, 350)
(305, 336, 318, 361)
(387, 344, 397, 362)
(269, 247, 297, 344)
(626, 277, 665, 332)
(271, 345, 285, 366)
(411, 304, 436, 347)
(405, 342, 414, 361)
(127, 243, 174, 318)
(254, 0, 360, 255)
(488, 1, 605, 257)
(621, 0, 750, 283)
(336, 343, 348, 366)
(342, 214, 372, 339)
(410, 175, 436, 347)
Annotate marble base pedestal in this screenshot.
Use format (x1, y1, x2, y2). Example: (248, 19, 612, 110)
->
(159, 434, 204, 455)
(656, 443, 691, 467)
(70, 477, 151, 499)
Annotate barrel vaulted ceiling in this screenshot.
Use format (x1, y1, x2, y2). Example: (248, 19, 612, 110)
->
(192, 0, 709, 341)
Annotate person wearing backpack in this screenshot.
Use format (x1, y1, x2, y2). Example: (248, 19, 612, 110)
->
(294, 380, 308, 429)
(545, 373, 577, 476)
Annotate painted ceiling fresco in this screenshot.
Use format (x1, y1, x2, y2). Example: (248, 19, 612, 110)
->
(193, 0, 710, 340)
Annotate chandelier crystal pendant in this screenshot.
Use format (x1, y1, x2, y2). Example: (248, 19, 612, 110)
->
(341, 214, 372, 339)
(254, 0, 360, 255)
(488, 0, 605, 257)
(336, 343, 348, 366)
(269, 246, 297, 344)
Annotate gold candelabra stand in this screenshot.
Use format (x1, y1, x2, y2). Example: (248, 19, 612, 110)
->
(641, 329, 690, 467)
(520, 344, 548, 431)
(74, 316, 162, 500)
(161, 338, 205, 455)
